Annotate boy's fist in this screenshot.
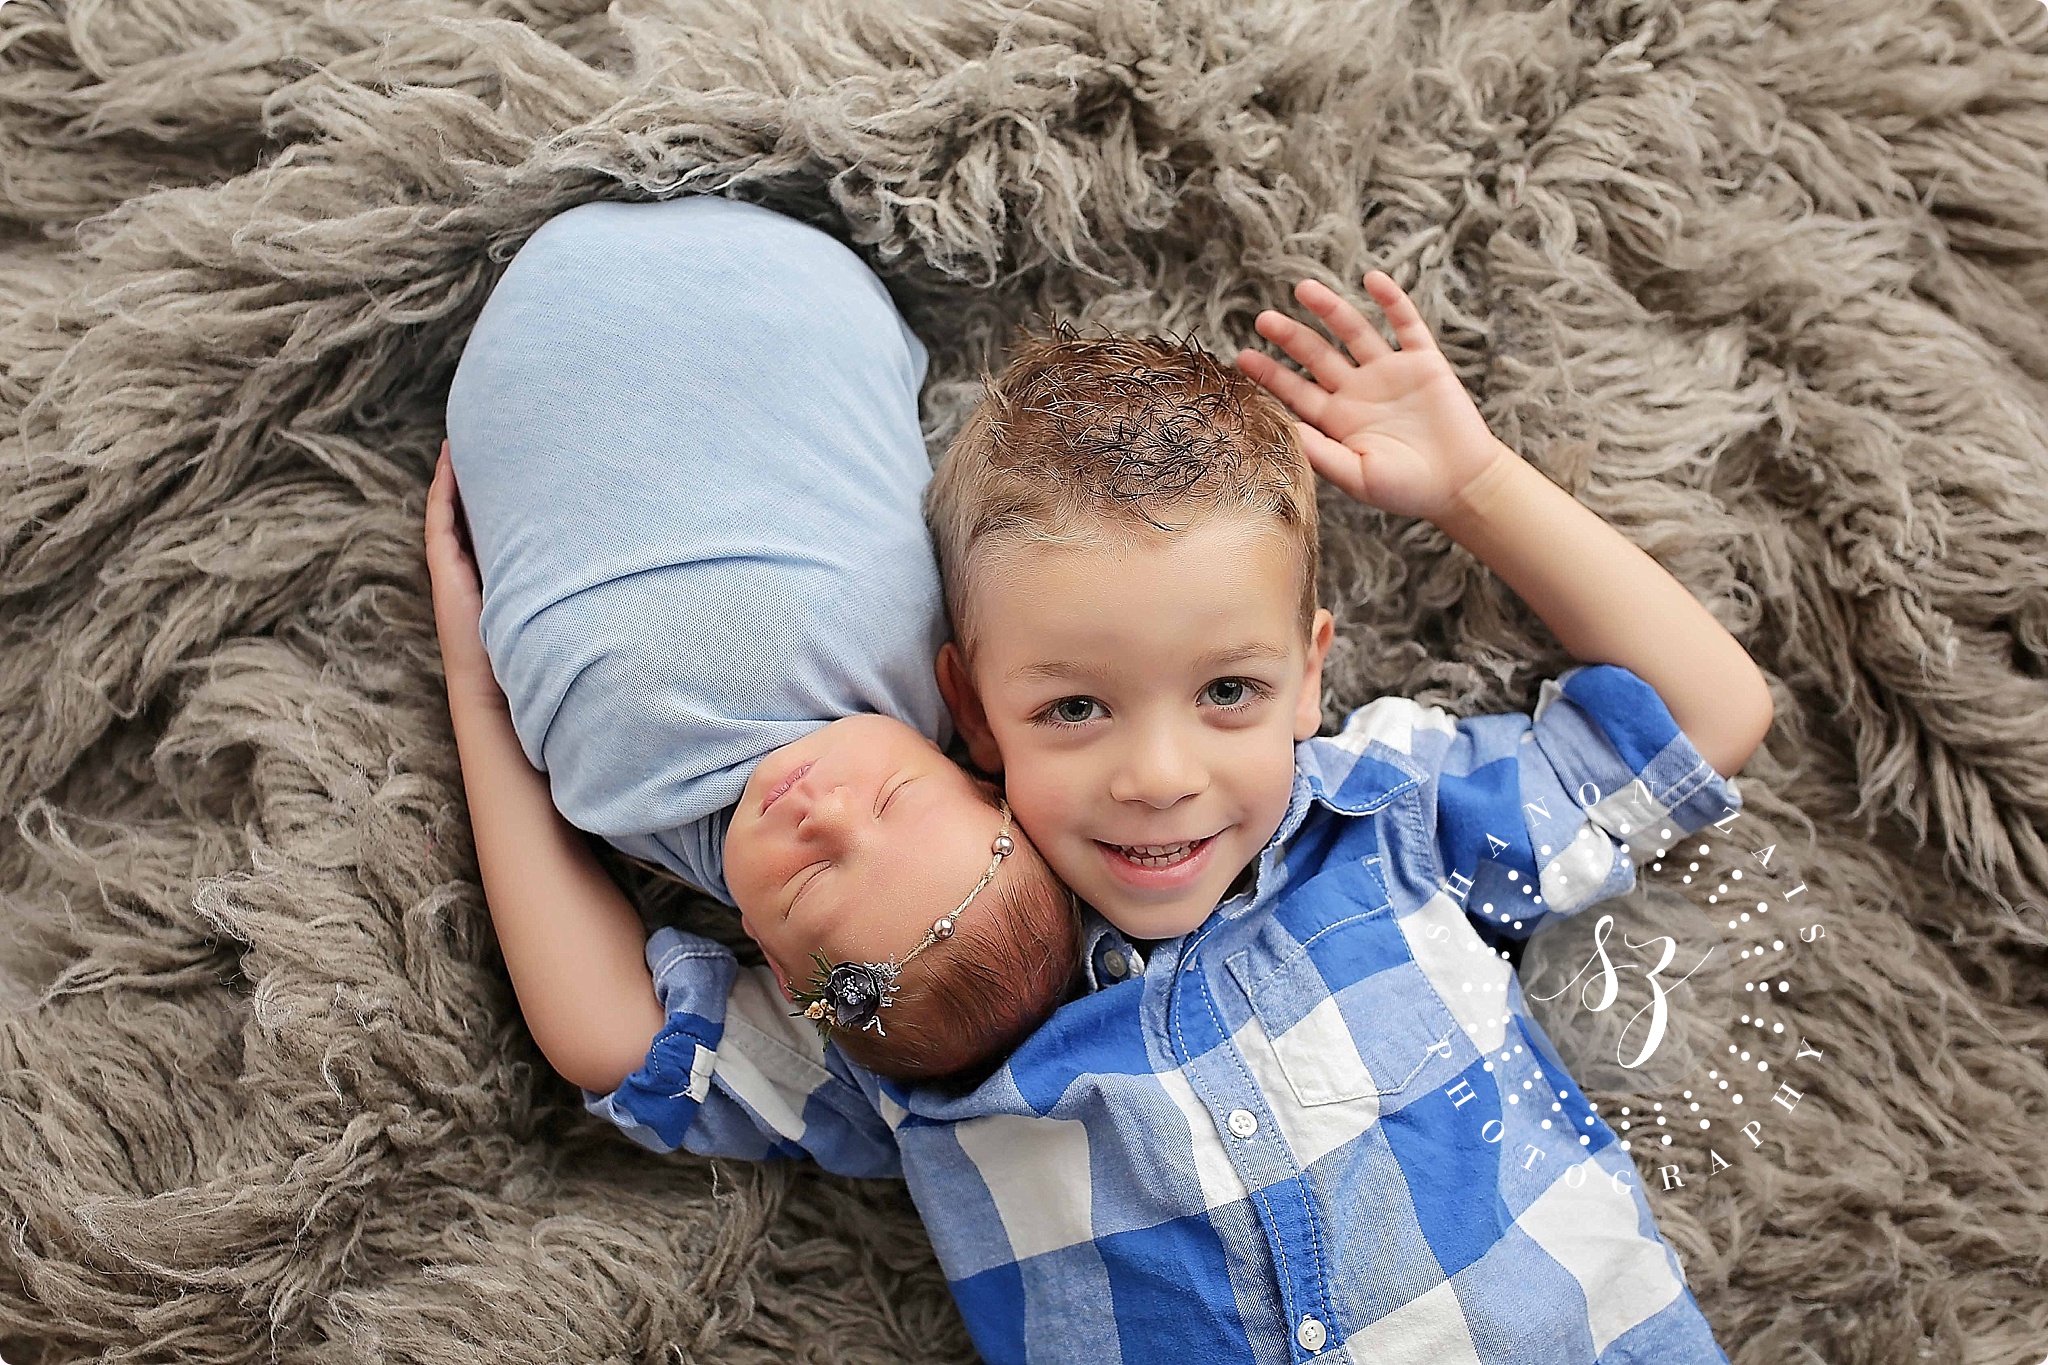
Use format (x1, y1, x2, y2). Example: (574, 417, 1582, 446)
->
(1235, 271, 1511, 522)
(424, 439, 508, 712)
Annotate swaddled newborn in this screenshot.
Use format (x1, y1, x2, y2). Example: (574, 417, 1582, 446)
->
(444, 195, 1075, 1077)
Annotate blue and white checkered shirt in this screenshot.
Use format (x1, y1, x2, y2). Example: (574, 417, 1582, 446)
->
(583, 664, 1741, 1364)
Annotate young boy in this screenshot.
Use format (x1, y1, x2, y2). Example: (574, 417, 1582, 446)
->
(573, 273, 1771, 1363)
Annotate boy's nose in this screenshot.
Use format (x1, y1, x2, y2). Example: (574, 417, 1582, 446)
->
(1109, 726, 1208, 809)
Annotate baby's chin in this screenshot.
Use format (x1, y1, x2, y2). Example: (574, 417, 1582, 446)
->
(735, 713, 938, 812)
(811, 710, 945, 753)
(725, 713, 1013, 921)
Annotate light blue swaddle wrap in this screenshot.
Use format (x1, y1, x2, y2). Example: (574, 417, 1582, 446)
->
(444, 195, 950, 905)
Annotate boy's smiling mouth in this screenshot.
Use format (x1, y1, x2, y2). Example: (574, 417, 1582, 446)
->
(1105, 838, 1205, 866)
(1097, 833, 1221, 887)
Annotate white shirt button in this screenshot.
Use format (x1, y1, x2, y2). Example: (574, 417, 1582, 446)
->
(1226, 1108, 1258, 1139)
(1296, 1316, 1327, 1352)
(1100, 951, 1127, 979)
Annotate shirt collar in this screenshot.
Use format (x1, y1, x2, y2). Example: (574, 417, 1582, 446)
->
(1078, 912, 1145, 991)
(1074, 734, 1421, 990)
(1294, 726, 1424, 819)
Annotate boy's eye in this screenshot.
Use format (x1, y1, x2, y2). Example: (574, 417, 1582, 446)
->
(1044, 697, 1103, 725)
(1204, 678, 1263, 709)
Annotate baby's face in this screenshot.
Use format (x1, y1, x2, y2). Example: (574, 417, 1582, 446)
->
(953, 510, 1332, 939)
(723, 713, 1015, 1000)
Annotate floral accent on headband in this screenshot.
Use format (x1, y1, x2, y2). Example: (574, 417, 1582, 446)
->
(795, 953, 900, 1036)
(791, 800, 1015, 1039)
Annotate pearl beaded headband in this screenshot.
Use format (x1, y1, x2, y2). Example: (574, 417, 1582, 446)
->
(792, 800, 1016, 1038)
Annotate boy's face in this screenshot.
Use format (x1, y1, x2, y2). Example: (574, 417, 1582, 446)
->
(941, 510, 1334, 940)
(723, 714, 1014, 998)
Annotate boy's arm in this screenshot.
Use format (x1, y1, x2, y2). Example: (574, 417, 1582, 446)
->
(1432, 451, 1771, 781)
(1237, 273, 1773, 779)
(426, 443, 666, 1094)
(446, 681, 668, 1093)
(582, 935, 904, 1179)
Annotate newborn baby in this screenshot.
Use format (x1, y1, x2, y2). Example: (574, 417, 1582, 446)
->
(439, 195, 1076, 1078)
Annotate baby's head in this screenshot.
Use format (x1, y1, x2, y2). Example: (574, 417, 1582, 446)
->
(927, 323, 1335, 940)
(722, 713, 1078, 1082)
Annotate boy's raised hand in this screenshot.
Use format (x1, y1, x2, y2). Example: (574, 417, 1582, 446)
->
(425, 439, 508, 713)
(1235, 272, 1510, 522)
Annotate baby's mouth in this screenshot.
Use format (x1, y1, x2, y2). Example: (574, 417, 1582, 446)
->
(761, 760, 814, 815)
(1099, 836, 1212, 869)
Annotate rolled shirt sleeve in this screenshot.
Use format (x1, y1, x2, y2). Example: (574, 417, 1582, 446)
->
(580, 927, 902, 1179)
(1421, 663, 1745, 938)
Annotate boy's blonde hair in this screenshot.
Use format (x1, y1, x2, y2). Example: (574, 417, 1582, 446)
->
(926, 321, 1320, 657)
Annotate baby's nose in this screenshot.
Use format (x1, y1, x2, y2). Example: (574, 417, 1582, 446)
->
(798, 783, 862, 844)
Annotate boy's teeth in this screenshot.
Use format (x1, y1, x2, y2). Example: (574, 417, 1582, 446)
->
(1113, 839, 1202, 867)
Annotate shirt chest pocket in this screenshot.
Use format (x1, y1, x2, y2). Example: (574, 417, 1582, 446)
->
(1225, 858, 1461, 1108)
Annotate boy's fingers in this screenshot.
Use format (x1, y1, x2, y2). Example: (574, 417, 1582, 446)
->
(1296, 422, 1369, 498)
(429, 443, 480, 560)
(1255, 308, 1354, 394)
(429, 468, 461, 535)
(1234, 346, 1331, 425)
(423, 476, 479, 584)
(449, 489, 475, 559)
(1296, 278, 1391, 364)
(1362, 271, 1437, 354)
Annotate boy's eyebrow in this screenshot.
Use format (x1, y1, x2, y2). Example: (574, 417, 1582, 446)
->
(1007, 659, 1108, 685)
(1006, 641, 1291, 685)
(1194, 642, 1292, 671)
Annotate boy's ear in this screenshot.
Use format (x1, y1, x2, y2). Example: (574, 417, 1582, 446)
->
(1294, 609, 1336, 742)
(937, 642, 1006, 774)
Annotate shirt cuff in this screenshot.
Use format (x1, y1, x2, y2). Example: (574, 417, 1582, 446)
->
(1533, 664, 1744, 851)
(580, 927, 738, 1152)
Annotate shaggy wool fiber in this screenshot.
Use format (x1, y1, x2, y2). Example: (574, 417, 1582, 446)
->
(2, 0, 2046, 1360)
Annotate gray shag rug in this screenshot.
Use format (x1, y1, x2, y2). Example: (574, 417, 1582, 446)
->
(3, 0, 2047, 1360)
